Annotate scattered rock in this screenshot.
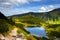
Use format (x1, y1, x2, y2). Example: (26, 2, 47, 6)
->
(0, 28, 27, 40)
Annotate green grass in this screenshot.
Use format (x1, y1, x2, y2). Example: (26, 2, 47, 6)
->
(17, 28, 37, 40)
(46, 20, 60, 24)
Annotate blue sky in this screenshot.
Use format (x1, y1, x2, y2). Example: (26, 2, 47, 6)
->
(0, 0, 60, 16)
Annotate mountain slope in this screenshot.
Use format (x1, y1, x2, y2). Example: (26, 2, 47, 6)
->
(9, 8, 60, 25)
(8, 8, 60, 40)
(0, 12, 13, 34)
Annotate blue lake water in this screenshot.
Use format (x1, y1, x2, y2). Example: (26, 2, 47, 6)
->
(25, 27, 48, 38)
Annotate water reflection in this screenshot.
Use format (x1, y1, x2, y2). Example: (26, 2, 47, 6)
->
(25, 27, 48, 38)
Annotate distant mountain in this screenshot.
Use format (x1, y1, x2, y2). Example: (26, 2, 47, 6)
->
(0, 12, 7, 20)
(49, 8, 60, 21)
(0, 12, 30, 35)
(7, 8, 60, 40)
(0, 12, 13, 34)
(50, 8, 60, 12)
(9, 8, 60, 23)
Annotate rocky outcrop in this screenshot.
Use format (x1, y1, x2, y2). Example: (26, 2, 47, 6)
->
(0, 28, 27, 40)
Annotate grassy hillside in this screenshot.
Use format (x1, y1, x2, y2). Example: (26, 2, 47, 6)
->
(0, 12, 14, 34)
(0, 12, 38, 40)
(8, 8, 60, 40)
(0, 8, 60, 40)
(9, 8, 60, 25)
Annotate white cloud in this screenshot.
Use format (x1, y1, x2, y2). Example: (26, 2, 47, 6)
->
(32, 0, 41, 2)
(0, 8, 30, 16)
(9, 0, 29, 5)
(39, 5, 55, 12)
(2, 2, 11, 5)
(39, 7, 47, 12)
(0, 0, 42, 8)
(0, 0, 29, 8)
(49, 5, 54, 8)
(48, 5, 55, 11)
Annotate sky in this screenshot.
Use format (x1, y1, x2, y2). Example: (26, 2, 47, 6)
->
(0, 0, 60, 16)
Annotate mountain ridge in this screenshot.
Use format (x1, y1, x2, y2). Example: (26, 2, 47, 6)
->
(9, 8, 60, 23)
(9, 8, 60, 16)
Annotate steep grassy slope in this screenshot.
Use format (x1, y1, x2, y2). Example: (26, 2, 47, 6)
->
(0, 12, 38, 40)
(0, 12, 13, 34)
(9, 8, 60, 25)
(8, 8, 60, 40)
